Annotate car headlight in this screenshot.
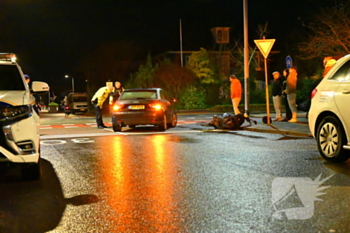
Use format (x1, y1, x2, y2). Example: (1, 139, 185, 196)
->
(0, 105, 32, 121)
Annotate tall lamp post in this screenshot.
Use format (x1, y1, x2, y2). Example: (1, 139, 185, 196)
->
(243, 0, 250, 117)
(65, 75, 74, 93)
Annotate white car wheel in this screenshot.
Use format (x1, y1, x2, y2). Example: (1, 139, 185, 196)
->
(317, 116, 349, 162)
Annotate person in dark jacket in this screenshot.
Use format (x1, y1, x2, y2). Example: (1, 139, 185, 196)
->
(109, 81, 124, 105)
(271, 71, 283, 121)
(282, 69, 292, 121)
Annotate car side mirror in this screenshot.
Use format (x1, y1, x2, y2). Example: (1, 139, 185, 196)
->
(31, 81, 50, 95)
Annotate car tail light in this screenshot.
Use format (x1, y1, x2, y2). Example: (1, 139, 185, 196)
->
(149, 103, 162, 110)
(65, 106, 70, 110)
(311, 89, 317, 99)
(113, 104, 124, 111)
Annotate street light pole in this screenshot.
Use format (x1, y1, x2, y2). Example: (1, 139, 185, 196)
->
(65, 75, 75, 93)
(243, 0, 250, 117)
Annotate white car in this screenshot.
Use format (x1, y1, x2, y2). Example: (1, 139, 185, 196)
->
(0, 53, 49, 180)
(309, 54, 350, 162)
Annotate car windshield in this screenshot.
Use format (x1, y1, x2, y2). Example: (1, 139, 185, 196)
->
(120, 91, 157, 100)
(0, 65, 25, 90)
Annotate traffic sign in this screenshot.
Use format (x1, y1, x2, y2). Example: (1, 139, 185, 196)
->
(286, 55, 293, 69)
(254, 39, 275, 59)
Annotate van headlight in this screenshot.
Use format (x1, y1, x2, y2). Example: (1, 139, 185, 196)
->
(0, 105, 32, 121)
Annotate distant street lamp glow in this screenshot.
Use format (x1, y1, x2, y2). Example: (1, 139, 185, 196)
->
(65, 75, 75, 93)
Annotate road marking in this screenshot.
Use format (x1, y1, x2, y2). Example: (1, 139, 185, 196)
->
(40, 130, 202, 139)
(39, 120, 209, 129)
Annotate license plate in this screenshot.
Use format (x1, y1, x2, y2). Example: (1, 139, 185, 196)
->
(129, 105, 145, 110)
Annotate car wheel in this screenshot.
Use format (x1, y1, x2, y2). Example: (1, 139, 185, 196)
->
(167, 112, 177, 128)
(316, 116, 350, 162)
(21, 158, 41, 181)
(112, 115, 122, 132)
(158, 114, 167, 131)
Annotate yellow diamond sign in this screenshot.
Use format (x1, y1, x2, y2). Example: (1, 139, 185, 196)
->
(254, 39, 275, 59)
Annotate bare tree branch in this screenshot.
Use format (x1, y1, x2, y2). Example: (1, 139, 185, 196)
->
(298, 3, 350, 59)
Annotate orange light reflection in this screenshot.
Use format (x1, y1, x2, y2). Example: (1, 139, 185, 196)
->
(99, 135, 179, 231)
(149, 135, 176, 230)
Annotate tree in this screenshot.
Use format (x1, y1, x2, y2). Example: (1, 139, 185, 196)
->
(128, 54, 158, 88)
(298, 3, 350, 59)
(154, 58, 196, 98)
(187, 48, 217, 84)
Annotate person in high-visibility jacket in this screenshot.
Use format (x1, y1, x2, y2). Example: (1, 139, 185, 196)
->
(91, 82, 114, 129)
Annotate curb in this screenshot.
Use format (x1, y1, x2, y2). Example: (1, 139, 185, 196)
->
(242, 127, 313, 138)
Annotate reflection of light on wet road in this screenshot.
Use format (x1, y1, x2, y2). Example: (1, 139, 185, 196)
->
(98, 135, 182, 232)
(102, 136, 131, 232)
(149, 135, 174, 227)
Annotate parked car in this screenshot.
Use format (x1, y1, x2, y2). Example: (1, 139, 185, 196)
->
(309, 54, 350, 162)
(0, 53, 49, 180)
(111, 88, 177, 132)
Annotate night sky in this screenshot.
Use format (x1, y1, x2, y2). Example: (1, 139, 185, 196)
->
(0, 0, 334, 95)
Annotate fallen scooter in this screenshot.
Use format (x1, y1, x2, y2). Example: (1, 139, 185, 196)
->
(208, 113, 257, 130)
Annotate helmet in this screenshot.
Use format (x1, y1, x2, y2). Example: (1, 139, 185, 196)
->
(223, 113, 229, 118)
(24, 74, 30, 80)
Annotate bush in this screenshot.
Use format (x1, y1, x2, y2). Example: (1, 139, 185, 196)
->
(49, 102, 59, 106)
(178, 85, 207, 109)
(250, 88, 266, 104)
(296, 77, 322, 103)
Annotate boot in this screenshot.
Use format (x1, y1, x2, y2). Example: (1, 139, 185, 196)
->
(288, 112, 298, 123)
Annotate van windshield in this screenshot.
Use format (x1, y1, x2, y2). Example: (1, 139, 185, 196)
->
(73, 96, 87, 102)
(0, 65, 25, 90)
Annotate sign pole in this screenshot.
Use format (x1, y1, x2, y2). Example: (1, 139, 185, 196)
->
(254, 38, 275, 125)
(264, 57, 270, 124)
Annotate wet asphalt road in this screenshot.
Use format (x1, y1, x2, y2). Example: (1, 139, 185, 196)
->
(1, 113, 350, 232)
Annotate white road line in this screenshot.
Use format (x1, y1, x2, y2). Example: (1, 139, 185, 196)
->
(40, 127, 53, 129)
(40, 130, 202, 139)
(64, 126, 78, 128)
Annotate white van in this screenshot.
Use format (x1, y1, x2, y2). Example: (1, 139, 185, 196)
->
(0, 53, 49, 180)
(66, 92, 88, 114)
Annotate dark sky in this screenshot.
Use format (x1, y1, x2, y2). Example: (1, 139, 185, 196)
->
(0, 0, 336, 92)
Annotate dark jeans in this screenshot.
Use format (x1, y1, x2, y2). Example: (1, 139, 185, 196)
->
(283, 95, 292, 120)
(94, 105, 104, 127)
